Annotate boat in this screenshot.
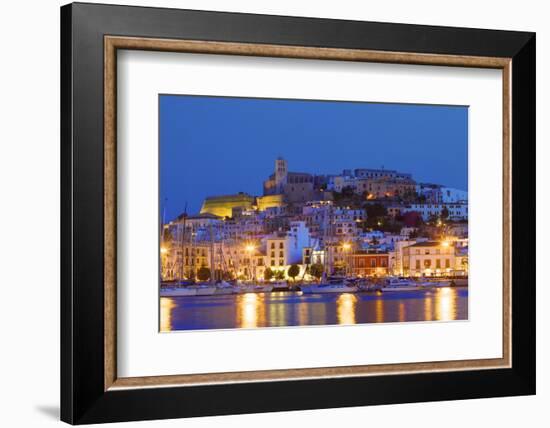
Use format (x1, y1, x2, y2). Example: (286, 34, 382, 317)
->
(271, 281, 290, 291)
(417, 278, 452, 288)
(214, 281, 236, 295)
(380, 277, 422, 292)
(160, 286, 197, 297)
(357, 280, 380, 292)
(253, 284, 274, 293)
(188, 284, 217, 296)
(300, 282, 358, 294)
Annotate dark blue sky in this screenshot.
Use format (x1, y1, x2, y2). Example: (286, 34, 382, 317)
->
(160, 95, 468, 221)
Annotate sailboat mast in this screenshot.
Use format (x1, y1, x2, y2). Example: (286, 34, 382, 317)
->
(180, 202, 187, 281)
(209, 223, 215, 284)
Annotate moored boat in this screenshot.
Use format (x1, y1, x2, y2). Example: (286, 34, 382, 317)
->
(253, 284, 274, 293)
(300, 282, 358, 294)
(271, 281, 290, 291)
(189, 284, 217, 296)
(214, 281, 236, 295)
(160, 286, 197, 297)
(419, 279, 452, 288)
(380, 277, 422, 292)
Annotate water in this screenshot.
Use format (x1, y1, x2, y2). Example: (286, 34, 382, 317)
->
(160, 287, 468, 331)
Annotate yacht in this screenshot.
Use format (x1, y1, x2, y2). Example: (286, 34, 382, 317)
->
(300, 282, 358, 294)
(418, 279, 452, 288)
(380, 277, 422, 292)
(214, 281, 236, 295)
(253, 284, 274, 293)
(160, 286, 197, 297)
(188, 284, 217, 296)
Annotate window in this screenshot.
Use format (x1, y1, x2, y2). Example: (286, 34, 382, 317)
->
(270, 260, 275, 266)
(279, 251, 284, 257)
(424, 259, 431, 268)
(279, 242, 284, 249)
(271, 243, 275, 249)
(436, 259, 441, 269)
(271, 252, 275, 258)
(425, 249, 430, 255)
(279, 259, 284, 266)
(370, 259, 376, 267)
(445, 259, 450, 268)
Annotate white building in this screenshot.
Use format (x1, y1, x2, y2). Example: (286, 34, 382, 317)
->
(402, 203, 468, 221)
(440, 187, 468, 203)
(402, 241, 465, 277)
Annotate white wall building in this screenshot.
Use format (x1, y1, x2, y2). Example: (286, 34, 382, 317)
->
(402, 203, 468, 221)
(440, 187, 468, 203)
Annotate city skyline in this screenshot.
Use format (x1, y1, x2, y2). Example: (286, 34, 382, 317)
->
(160, 95, 468, 221)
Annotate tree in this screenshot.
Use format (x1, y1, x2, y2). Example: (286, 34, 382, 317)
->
(365, 203, 387, 219)
(275, 270, 285, 281)
(287, 264, 300, 281)
(402, 211, 424, 228)
(196, 266, 211, 281)
(264, 267, 274, 281)
(309, 263, 324, 281)
(341, 186, 355, 198)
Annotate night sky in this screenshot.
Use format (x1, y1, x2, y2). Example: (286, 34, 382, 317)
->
(160, 95, 468, 221)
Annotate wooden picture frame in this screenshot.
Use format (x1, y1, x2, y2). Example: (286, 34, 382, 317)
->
(61, 2, 535, 424)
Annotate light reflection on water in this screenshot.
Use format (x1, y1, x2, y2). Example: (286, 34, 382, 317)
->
(160, 287, 467, 331)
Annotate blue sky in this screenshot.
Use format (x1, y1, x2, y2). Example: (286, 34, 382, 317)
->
(160, 95, 468, 221)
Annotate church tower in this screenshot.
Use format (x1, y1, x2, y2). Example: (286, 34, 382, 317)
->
(274, 157, 288, 193)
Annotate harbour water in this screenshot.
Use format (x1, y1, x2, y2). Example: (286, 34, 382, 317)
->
(160, 287, 468, 331)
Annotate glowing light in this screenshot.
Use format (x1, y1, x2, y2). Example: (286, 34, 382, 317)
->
(237, 293, 266, 328)
(441, 241, 450, 248)
(245, 244, 256, 253)
(342, 242, 351, 251)
(160, 247, 168, 254)
(159, 298, 176, 332)
(336, 293, 357, 325)
(435, 287, 455, 321)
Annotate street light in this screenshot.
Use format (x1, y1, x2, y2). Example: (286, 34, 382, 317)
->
(342, 242, 352, 276)
(245, 244, 256, 281)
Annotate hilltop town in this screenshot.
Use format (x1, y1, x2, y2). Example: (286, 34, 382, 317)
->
(161, 157, 468, 282)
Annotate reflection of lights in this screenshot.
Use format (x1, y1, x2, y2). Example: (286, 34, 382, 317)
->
(337, 293, 357, 325)
(160, 297, 176, 332)
(435, 287, 455, 321)
(242, 293, 258, 328)
(375, 297, 384, 323)
(342, 243, 351, 251)
(424, 295, 433, 321)
(237, 293, 265, 328)
(398, 302, 406, 322)
(160, 247, 168, 254)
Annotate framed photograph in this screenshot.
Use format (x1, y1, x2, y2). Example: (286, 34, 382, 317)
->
(61, 2, 535, 424)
